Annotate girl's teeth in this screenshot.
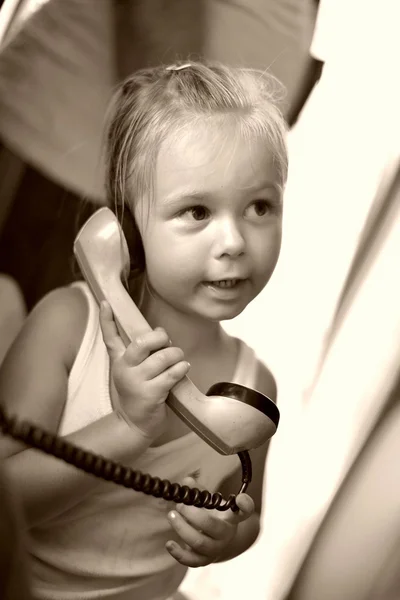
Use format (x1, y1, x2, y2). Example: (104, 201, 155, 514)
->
(212, 279, 237, 288)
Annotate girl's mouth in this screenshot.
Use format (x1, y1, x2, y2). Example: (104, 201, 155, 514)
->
(202, 279, 247, 300)
(208, 279, 240, 289)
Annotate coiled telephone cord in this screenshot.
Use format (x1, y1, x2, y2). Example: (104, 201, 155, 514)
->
(0, 406, 252, 511)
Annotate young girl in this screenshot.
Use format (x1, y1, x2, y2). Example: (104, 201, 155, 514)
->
(0, 61, 288, 600)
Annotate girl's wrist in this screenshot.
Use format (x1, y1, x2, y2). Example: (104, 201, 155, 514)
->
(110, 380, 156, 442)
(113, 408, 156, 444)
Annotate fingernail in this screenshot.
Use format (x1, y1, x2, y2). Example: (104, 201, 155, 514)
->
(186, 362, 191, 369)
(168, 511, 177, 521)
(166, 541, 176, 552)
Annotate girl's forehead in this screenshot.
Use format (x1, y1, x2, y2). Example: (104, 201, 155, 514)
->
(155, 122, 280, 198)
(159, 117, 246, 160)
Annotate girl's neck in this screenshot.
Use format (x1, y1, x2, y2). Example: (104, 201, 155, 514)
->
(133, 277, 224, 357)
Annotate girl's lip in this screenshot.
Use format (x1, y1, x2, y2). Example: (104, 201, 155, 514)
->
(202, 279, 247, 298)
(207, 277, 246, 283)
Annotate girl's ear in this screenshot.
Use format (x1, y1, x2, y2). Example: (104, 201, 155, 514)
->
(119, 205, 145, 280)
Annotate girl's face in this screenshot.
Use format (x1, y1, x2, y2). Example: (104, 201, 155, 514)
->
(134, 120, 283, 322)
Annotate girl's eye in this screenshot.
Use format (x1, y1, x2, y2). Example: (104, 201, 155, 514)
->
(247, 200, 272, 217)
(180, 205, 210, 221)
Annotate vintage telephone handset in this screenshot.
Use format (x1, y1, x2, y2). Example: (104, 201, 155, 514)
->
(0, 208, 279, 511)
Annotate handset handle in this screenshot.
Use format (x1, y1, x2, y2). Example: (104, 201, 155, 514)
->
(73, 210, 221, 445)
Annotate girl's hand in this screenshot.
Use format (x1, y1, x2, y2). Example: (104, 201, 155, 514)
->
(166, 477, 255, 567)
(99, 302, 190, 440)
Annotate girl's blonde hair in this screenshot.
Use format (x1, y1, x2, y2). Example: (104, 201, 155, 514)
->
(105, 60, 288, 280)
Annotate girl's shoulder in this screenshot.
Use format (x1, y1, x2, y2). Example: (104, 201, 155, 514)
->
(0, 286, 89, 457)
(255, 358, 277, 402)
(28, 285, 89, 371)
(231, 335, 277, 402)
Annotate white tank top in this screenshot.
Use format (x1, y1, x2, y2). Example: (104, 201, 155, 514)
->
(28, 282, 260, 600)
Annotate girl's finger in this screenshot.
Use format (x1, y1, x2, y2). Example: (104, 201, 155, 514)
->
(221, 493, 255, 525)
(165, 540, 210, 568)
(167, 510, 218, 558)
(152, 359, 190, 388)
(175, 502, 229, 540)
(175, 478, 229, 540)
(122, 329, 171, 366)
(140, 346, 185, 378)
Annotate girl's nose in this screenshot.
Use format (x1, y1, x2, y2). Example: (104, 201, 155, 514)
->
(214, 217, 246, 258)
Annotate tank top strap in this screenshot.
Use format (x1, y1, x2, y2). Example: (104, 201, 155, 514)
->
(67, 281, 102, 399)
(231, 338, 260, 389)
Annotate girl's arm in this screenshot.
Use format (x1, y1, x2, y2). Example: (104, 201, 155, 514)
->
(0, 287, 152, 528)
(214, 362, 277, 561)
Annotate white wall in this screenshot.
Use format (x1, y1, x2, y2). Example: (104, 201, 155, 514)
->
(181, 1, 400, 598)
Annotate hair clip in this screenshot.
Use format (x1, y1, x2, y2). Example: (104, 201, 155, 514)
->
(166, 63, 192, 72)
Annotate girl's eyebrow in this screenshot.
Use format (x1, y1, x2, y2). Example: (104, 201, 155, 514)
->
(163, 182, 281, 206)
(162, 191, 209, 206)
(248, 182, 281, 194)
